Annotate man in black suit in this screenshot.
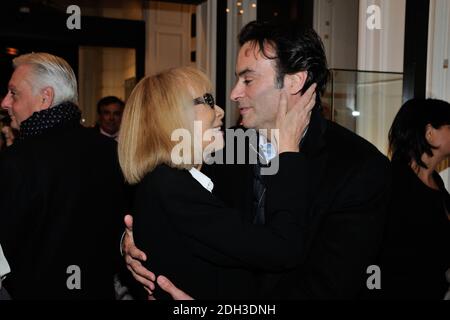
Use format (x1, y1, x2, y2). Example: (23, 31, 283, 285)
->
(0, 52, 124, 299)
(123, 21, 391, 299)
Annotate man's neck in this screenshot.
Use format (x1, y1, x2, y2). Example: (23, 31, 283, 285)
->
(100, 128, 118, 138)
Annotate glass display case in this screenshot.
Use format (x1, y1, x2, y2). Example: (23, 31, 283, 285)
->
(324, 69, 404, 156)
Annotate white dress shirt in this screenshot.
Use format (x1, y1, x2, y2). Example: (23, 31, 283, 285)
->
(258, 127, 308, 162)
(100, 128, 119, 141)
(189, 167, 214, 193)
(0, 243, 11, 288)
(258, 134, 277, 162)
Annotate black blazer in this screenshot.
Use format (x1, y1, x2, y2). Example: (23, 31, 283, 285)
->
(132, 152, 311, 300)
(374, 162, 450, 299)
(204, 108, 392, 299)
(0, 121, 125, 299)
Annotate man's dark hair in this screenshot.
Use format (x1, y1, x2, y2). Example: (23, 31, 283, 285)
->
(96, 96, 125, 114)
(238, 20, 329, 99)
(389, 98, 450, 168)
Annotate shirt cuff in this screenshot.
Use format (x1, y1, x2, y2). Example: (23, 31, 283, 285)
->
(119, 231, 126, 257)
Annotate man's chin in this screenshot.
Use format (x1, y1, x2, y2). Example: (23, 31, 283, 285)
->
(241, 119, 256, 130)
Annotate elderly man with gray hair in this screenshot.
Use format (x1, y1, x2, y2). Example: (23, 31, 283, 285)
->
(0, 52, 125, 299)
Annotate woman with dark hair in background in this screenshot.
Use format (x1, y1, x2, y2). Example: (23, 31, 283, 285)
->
(379, 98, 450, 299)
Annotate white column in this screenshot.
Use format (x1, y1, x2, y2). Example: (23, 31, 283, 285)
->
(197, 0, 217, 92)
(427, 0, 450, 100)
(358, 0, 405, 72)
(356, 0, 405, 155)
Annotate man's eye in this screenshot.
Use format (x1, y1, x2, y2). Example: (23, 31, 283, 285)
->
(243, 79, 252, 85)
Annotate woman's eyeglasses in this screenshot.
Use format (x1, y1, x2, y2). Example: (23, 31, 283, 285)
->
(193, 93, 215, 109)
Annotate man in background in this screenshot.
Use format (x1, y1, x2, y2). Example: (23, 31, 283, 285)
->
(95, 96, 124, 140)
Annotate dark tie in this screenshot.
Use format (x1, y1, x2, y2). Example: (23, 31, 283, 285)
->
(253, 162, 267, 225)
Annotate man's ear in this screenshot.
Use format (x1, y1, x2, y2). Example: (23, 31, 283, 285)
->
(284, 71, 308, 95)
(39, 87, 54, 110)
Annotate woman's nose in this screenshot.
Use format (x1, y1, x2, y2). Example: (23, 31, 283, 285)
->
(215, 105, 224, 120)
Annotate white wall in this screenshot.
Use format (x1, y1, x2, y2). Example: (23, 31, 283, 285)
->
(358, 0, 405, 73)
(196, 0, 217, 92)
(355, 0, 405, 155)
(427, 0, 450, 100)
(427, 0, 450, 191)
(355, 74, 403, 155)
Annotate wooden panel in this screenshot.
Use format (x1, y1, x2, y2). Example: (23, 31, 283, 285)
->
(146, 1, 193, 75)
(156, 32, 183, 71)
(156, 2, 184, 26)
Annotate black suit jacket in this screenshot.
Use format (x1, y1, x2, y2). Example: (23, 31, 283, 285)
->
(132, 151, 311, 300)
(0, 120, 125, 299)
(204, 108, 392, 299)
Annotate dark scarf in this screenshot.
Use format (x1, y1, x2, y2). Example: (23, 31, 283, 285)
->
(19, 102, 81, 140)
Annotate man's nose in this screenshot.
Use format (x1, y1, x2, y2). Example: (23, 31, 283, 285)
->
(230, 83, 243, 102)
(1, 93, 11, 110)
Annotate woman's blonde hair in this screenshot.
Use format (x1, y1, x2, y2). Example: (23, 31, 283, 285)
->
(118, 67, 212, 184)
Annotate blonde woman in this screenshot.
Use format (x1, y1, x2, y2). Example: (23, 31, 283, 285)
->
(118, 67, 315, 299)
